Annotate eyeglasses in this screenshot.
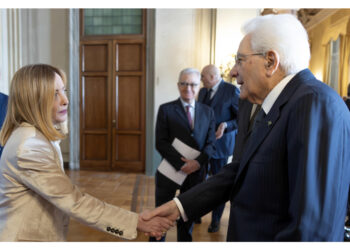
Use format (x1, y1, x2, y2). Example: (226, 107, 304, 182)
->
(235, 52, 265, 66)
(178, 82, 199, 88)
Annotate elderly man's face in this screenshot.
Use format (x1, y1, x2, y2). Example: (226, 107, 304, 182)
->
(201, 67, 216, 89)
(230, 35, 269, 104)
(178, 73, 200, 103)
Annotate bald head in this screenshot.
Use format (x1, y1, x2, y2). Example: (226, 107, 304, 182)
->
(201, 64, 222, 89)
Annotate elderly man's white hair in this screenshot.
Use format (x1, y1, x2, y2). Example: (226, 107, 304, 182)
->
(178, 68, 200, 82)
(242, 14, 310, 75)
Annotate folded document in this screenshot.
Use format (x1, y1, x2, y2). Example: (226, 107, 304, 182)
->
(157, 138, 200, 186)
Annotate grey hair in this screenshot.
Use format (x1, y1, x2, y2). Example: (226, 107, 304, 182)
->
(242, 14, 310, 75)
(178, 68, 200, 82)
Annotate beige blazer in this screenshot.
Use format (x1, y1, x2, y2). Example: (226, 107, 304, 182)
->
(0, 123, 138, 241)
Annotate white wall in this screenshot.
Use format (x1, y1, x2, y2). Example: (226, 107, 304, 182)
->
(20, 9, 70, 162)
(0, 9, 22, 94)
(154, 9, 212, 113)
(21, 9, 69, 74)
(215, 9, 259, 71)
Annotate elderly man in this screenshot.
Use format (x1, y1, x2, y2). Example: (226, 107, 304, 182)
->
(143, 14, 350, 241)
(150, 68, 216, 241)
(198, 64, 239, 232)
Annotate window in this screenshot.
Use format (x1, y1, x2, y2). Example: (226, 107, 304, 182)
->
(83, 9, 143, 36)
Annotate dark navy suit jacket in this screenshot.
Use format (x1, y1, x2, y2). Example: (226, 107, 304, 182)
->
(232, 99, 253, 162)
(0, 93, 8, 157)
(178, 69, 350, 241)
(198, 80, 240, 159)
(155, 98, 216, 189)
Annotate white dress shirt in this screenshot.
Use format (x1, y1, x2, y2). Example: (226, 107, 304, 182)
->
(208, 79, 221, 99)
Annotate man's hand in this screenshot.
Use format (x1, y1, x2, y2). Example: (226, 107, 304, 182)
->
(141, 200, 180, 224)
(180, 158, 200, 174)
(137, 212, 174, 240)
(215, 122, 227, 139)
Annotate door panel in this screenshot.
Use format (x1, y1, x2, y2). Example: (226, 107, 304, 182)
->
(116, 134, 141, 161)
(117, 76, 141, 130)
(116, 43, 142, 71)
(83, 76, 108, 129)
(84, 134, 109, 160)
(112, 40, 145, 172)
(82, 44, 108, 72)
(80, 41, 112, 171)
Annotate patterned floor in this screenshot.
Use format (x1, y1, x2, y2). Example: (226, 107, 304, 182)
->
(65, 170, 229, 242)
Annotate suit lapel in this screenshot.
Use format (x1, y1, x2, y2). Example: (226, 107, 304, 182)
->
(198, 88, 206, 103)
(193, 101, 203, 137)
(174, 99, 192, 131)
(234, 71, 306, 183)
(241, 101, 253, 135)
(209, 80, 225, 108)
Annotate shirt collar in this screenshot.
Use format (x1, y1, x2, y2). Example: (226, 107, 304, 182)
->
(180, 98, 195, 109)
(261, 74, 295, 115)
(211, 79, 221, 92)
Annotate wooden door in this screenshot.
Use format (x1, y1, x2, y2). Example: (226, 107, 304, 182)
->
(79, 9, 146, 172)
(80, 41, 113, 171)
(112, 40, 145, 172)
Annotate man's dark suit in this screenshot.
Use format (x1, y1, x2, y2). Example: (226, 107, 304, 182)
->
(198, 80, 240, 159)
(198, 80, 239, 225)
(177, 69, 350, 241)
(0, 93, 8, 157)
(154, 98, 216, 241)
(232, 99, 254, 162)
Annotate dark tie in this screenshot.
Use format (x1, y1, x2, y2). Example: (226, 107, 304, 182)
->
(251, 107, 265, 132)
(186, 105, 193, 129)
(203, 88, 213, 105)
(248, 104, 261, 133)
(242, 105, 264, 151)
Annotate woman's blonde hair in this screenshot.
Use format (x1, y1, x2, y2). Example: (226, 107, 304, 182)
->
(0, 64, 67, 146)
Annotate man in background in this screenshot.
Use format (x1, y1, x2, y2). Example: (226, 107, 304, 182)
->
(198, 64, 239, 233)
(150, 68, 216, 241)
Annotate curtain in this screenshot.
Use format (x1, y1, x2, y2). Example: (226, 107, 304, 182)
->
(323, 41, 331, 85)
(318, 14, 350, 96)
(339, 34, 350, 97)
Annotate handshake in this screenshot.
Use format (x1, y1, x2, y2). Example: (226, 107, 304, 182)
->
(136, 200, 180, 240)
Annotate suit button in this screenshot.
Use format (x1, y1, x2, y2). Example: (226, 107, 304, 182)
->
(111, 228, 115, 233)
(107, 227, 111, 232)
(119, 231, 123, 236)
(115, 229, 120, 234)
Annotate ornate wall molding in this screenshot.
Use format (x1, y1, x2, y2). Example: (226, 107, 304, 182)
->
(0, 9, 22, 94)
(69, 9, 80, 170)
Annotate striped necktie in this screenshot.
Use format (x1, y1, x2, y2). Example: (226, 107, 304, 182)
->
(185, 105, 193, 129)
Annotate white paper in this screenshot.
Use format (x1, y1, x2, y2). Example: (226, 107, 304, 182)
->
(157, 138, 201, 185)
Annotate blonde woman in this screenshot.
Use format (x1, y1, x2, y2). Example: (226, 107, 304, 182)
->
(0, 64, 171, 241)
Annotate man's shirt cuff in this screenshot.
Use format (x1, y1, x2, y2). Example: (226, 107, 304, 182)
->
(173, 197, 188, 222)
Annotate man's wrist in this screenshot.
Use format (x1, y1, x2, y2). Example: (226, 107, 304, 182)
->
(173, 197, 188, 222)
